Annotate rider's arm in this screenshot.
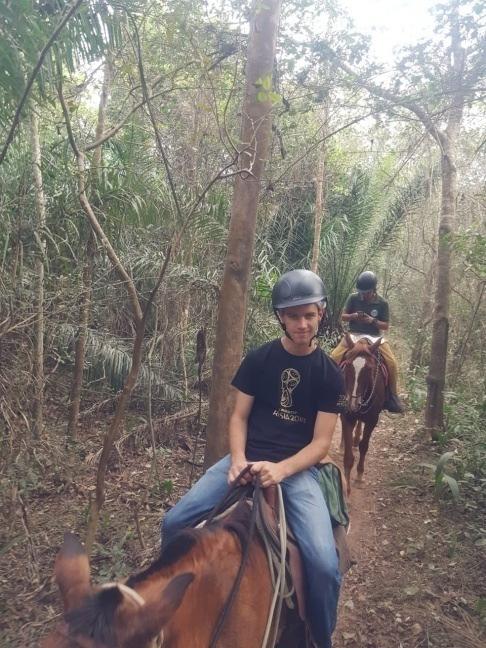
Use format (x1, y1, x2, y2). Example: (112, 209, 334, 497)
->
(342, 295, 359, 322)
(278, 412, 337, 478)
(374, 319, 389, 331)
(228, 389, 254, 484)
(229, 389, 253, 460)
(250, 412, 337, 487)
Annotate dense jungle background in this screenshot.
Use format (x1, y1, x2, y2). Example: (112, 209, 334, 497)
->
(0, 0, 485, 646)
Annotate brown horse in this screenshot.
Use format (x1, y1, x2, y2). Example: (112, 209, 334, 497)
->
(41, 501, 307, 648)
(339, 333, 386, 494)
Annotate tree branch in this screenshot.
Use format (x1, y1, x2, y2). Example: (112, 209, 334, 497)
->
(131, 18, 184, 223)
(325, 48, 445, 147)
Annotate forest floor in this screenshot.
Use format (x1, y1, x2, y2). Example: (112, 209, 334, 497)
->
(0, 405, 485, 647)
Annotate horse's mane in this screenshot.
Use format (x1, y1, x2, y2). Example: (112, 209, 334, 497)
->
(128, 498, 253, 587)
(62, 500, 253, 644)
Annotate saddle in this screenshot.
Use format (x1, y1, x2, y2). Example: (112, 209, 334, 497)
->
(257, 461, 352, 622)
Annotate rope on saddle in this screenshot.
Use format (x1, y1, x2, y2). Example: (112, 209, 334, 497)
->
(255, 484, 293, 648)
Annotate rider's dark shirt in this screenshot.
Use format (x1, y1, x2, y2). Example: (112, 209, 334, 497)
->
(231, 339, 345, 462)
(344, 293, 389, 336)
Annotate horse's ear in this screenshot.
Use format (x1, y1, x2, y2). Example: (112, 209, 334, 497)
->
(119, 573, 194, 644)
(54, 533, 92, 612)
(370, 337, 382, 354)
(344, 332, 354, 349)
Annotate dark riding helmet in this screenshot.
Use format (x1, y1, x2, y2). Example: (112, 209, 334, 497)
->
(272, 269, 327, 310)
(356, 271, 377, 292)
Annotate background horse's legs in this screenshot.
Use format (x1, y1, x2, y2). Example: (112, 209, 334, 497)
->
(353, 420, 363, 447)
(341, 415, 355, 495)
(356, 418, 378, 481)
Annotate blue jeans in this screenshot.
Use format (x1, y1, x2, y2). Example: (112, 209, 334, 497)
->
(161, 455, 341, 648)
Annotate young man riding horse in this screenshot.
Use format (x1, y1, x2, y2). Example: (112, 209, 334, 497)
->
(162, 269, 345, 648)
(330, 270, 404, 413)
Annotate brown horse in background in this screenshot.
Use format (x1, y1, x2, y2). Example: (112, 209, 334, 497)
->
(41, 501, 308, 648)
(339, 333, 386, 494)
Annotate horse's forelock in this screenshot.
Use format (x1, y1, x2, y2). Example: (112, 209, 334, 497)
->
(344, 340, 377, 364)
(65, 586, 122, 647)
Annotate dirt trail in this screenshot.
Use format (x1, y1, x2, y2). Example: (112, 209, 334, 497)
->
(1, 410, 483, 647)
(331, 416, 484, 648)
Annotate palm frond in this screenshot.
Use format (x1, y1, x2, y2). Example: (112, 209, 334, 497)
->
(53, 323, 185, 402)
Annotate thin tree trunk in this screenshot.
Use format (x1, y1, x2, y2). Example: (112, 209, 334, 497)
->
(30, 110, 46, 438)
(67, 231, 95, 438)
(327, 4, 467, 438)
(67, 59, 112, 439)
(59, 82, 173, 553)
(85, 321, 144, 553)
(204, 0, 282, 467)
(425, 12, 464, 436)
(311, 105, 328, 273)
(425, 145, 456, 433)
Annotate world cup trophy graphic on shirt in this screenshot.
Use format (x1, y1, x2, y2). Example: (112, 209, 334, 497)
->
(280, 368, 301, 408)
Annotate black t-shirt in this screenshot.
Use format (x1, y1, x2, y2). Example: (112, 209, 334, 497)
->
(231, 339, 345, 462)
(344, 293, 389, 336)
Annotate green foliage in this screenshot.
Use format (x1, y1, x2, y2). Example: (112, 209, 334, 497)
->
(54, 323, 184, 401)
(451, 230, 486, 278)
(405, 367, 428, 412)
(0, 0, 123, 127)
(419, 451, 460, 501)
(443, 391, 486, 482)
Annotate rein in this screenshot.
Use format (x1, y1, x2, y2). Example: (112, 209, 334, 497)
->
(206, 467, 290, 648)
(207, 466, 260, 648)
(358, 350, 382, 413)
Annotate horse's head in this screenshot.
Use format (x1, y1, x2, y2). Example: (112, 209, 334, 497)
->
(341, 333, 382, 414)
(41, 533, 193, 648)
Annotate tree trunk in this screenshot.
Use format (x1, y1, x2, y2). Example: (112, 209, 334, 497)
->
(311, 106, 328, 273)
(204, 0, 282, 467)
(30, 110, 46, 438)
(425, 145, 455, 435)
(424, 11, 464, 437)
(67, 232, 95, 438)
(85, 320, 145, 553)
(67, 59, 111, 439)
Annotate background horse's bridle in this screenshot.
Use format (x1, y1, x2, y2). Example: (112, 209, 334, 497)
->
(344, 349, 383, 415)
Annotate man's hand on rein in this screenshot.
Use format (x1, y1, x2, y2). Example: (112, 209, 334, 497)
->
(250, 461, 286, 488)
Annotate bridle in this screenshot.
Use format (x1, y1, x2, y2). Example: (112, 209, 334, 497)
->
(343, 349, 383, 415)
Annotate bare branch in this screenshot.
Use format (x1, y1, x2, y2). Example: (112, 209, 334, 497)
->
(325, 48, 444, 146)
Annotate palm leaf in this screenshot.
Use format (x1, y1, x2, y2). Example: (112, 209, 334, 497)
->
(53, 323, 185, 401)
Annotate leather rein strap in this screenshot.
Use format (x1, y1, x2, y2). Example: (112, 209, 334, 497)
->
(208, 465, 259, 648)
